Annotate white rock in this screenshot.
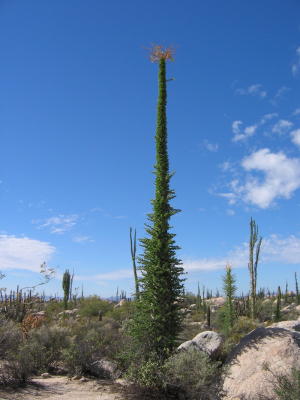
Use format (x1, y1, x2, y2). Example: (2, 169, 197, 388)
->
(223, 325, 300, 399)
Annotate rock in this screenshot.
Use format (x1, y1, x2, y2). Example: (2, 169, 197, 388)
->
(269, 319, 300, 331)
(206, 297, 226, 308)
(34, 311, 46, 317)
(58, 309, 79, 318)
(178, 331, 223, 358)
(223, 326, 300, 399)
(72, 375, 81, 380)
(41, 372, 51, 378)
(89, 360, 121, 379)
(114, 299, 127, 308)
(296, 305, 300, 313)
(189, 304, 197, 310)
(79, 377, 88, 382)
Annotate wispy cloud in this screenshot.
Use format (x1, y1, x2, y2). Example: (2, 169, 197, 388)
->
(34, 214, 79, 234)
(220, 149, 300, 209)
(183, 234, 300, 271)
(293, 108, 300, 116)
(203, 140, 219, 152)
(0, 235, 55, 272)
(72, 235, 94, 243)
(236, 84, 267, 98)
(290, 129, 300, 147)
(272, 119, 293, 134)
(232, 113, 277, 142)
(76, 269, 133, 281)
(292, 46, 300, 76)
(270, 86, 290, 106)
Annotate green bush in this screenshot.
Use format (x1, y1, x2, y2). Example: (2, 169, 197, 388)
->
(221, 316, 259, 356)
(273, 369, 300, 400)
(106, 301, 134, 322)
(25, 324, 70, 373)
(78, 296, 113, 318)
(0, 318, 22, 358)
(61, 319, 123, 374)
(163, 348, 221, 400)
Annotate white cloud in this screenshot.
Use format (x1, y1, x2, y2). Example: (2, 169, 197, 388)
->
(236, 84, 267, 98)
(293, 108, 300, 116)
(260, 113, 278, 124)
(291, 129, 300, 147)
(224, 149, 300, 208)
(0, 235, 55, 272)
(183, 234, 300, 272)
(77, 269, 133, 281)
(232, 113, 277, 142)
(270, 86, 290, 106)
(72, 235, 94, 243)
(203, 140, 219, 152)
(35, 214, 79, 234)
(292, 46, 300, 76)
(226, 209, 235, 216)
(272, 119, 293, 134)
(232, 121, 258, 142)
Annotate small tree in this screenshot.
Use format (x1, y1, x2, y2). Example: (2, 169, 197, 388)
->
(62, 269, 71, 309)
(248, 218, 262, 320)
(223, 264, 237, 332)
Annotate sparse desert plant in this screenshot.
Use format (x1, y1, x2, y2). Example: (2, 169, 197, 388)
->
(221, 316, 260, 356)
(78, 296, 113, 318)
(163, 347, 221, 400)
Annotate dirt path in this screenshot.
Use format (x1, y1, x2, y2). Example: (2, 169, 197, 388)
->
(0, 376, 127, 400)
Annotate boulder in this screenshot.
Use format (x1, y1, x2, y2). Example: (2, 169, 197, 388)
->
(114, 299, 127, 308)
(89, 360, 121, 379)
(178, 330, 223, 358)
(58, 309, 79, 318)
(223, 326, 300, 399)
(189, 304, 197, 310)
(206, 297, 226, 308)
(269, 319, 300, 331)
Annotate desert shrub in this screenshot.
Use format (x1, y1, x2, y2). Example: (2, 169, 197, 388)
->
(256, 299, 274, 322)
(259, 367, 300, 400)
(221, 316, 260, 356)
(44, 300, 65, 317)
(61, 319, 123, 374)
(163, 348, 221, 400)
(0, 318, 22, 358)
(106, 301, 135, 322)
(78, 296, 113, 318)
(24, 324, 70, 372)
(0, 359, 32, 387)
(272, 369, 300, 400)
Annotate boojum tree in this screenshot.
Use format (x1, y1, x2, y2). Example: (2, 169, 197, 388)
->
(130, 46, 184, 362)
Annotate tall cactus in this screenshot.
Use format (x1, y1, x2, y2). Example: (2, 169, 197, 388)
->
(62, 269, 71, 310)
(130, 227, 140, 300)
(248, 218, 262, 320)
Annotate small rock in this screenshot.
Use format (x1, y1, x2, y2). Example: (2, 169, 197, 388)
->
(41, 372, 51, 378)
(178, 330, 223, 358)
(79, 377, 88, 382)
(72, 375, 81, 380)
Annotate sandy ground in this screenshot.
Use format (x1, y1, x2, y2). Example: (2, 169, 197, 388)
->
(0, 376, 128, 400)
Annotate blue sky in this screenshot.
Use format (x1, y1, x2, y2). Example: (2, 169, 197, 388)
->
(0, 0, 300, 298)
